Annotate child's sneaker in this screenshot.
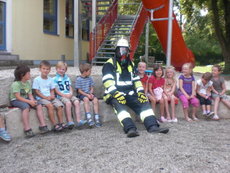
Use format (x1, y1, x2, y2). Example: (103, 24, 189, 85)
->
(212, 114, 220, 120)
(24, 129, 35, 138)
(160, 116, 167, 123)
(75, 120, 87, 130)
(94, 114, 102, 127)
(0, 129, 12, 142)
(66, 121, 75, 130)
(86, 113, 95, 127)
(39, 125, 50, 134)
(206, 112, 214, 118)
(171, 118, 178, 123)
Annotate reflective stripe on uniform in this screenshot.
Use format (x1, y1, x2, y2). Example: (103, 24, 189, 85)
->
(104, 80, 115, 88)
(106, 85, 117, 93)
(102, 74, 114, 81)
(134, 81, 143, 88)
(136, 87, 144, 93)
(117, 110, 131, 122)
(140, 109, 154, 122)
(116, 73, 132, 86)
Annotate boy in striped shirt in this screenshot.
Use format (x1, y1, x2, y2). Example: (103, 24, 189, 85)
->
(75, 63, 102, 127)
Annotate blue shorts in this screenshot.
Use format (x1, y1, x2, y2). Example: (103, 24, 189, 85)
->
(78, 94, 95, 101)
(10, 100, 40, 110)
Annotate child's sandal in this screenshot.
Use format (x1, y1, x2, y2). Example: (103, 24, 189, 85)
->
(53, 124, 63, 132)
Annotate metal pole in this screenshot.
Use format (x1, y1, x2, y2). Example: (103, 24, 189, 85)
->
(74, 0, 79, 67)
(166, 0, 173, 66)
(145, 18, 149, 64)
(92, 0, 96, 30)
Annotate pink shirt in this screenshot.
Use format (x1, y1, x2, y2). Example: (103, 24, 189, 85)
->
(149, 76, 165, 89)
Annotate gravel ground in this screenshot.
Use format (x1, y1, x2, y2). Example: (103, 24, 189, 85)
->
(0, 119, 230, 173)
(0, 66, 230, 172)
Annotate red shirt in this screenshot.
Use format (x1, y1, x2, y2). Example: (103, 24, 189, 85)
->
(149, 76, 165, 89)
(140, 74, 148, 89)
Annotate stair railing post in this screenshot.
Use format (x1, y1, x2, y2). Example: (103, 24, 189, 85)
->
(74, 0, 80, 67)
(166, 0, 173, 67)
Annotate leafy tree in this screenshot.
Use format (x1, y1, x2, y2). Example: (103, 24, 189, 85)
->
(180, 0, 230, 73)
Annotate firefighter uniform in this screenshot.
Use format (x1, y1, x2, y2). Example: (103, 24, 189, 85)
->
(102, 57, 160, 134)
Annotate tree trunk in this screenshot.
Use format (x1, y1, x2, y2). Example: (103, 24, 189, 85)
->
(210, 0, 230, 73)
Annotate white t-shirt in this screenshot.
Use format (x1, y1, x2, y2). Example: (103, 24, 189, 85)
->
(196, 79, 213, 95)
(32, 76, 55, 100)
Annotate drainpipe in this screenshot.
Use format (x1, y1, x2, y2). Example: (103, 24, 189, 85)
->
(74, 0, 80, 67)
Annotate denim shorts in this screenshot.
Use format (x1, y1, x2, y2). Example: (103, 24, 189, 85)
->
(11, 100, 31, 110)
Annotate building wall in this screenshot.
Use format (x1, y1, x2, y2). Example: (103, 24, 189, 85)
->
(11, 0, 88, 62)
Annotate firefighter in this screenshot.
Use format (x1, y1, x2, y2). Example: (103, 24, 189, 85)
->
(102, 38, 169, 137)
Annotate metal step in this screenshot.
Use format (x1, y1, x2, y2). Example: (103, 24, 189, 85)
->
(97, 52, 115, 54)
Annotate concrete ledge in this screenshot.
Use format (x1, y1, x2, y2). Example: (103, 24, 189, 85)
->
(2, 100, 229, 138)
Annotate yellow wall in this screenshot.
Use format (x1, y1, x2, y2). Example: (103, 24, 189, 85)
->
(12, 0, 88, 61)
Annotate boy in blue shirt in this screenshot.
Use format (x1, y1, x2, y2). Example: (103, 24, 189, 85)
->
(75, 63, 102, 127)
(53, 61, 86, 129)
(33, 60, 65, 131)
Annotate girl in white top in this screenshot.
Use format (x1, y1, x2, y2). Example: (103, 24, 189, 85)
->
(163, 66, 178, 122)
(196, 72, 214, 118)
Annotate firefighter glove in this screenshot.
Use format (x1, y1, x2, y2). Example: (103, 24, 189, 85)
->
(137, 92, 148, 103)
(113, 91, 126, 104)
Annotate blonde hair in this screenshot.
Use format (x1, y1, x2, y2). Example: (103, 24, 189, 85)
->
(182, 63, 193, 75)
(56, 61, 68, 71)
(138, 61, 147, 67)
(165, 66, 176, 83)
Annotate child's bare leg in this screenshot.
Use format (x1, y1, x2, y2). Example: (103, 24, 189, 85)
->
(221, 99, 230, 109)
(46, 103, 56, 125)
(159, 98, 165, 117)
(202, 105, 206, 114)
(214, 97, 220, 115)
(65, 101, 73, 122)
(36, 104, 46, 127)
(22, 108, 31, 130)
(163, 95, 170, 119)
(206, 105, 211, 113)
(73, 100, 81, 122)
(148, 95, 156, 111)
(56, 106, 64, 123)
(83, 97, 90, 113)
(0, 116, 5, 128)
(93, 97, 99, 115)
(170, 96, 176, 119)
(192, 106, 198, 120)
(183, 108, 191, 121)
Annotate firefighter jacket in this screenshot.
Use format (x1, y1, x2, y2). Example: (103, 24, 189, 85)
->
(102, 58, 144, 103)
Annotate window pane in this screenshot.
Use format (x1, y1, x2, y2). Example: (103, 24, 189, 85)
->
(0, 26, 3, 45)
(66, 24, 74, 37)
(44, 0, 55, 15)
(0, 3, 4, 21)
(66, 0, 73, 22)
(44, 19, 55, 32)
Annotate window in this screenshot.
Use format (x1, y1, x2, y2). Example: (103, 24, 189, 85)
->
(66, 0, 74, 38)
(82, 19, 90, 41)
(43, 0, 58, 35)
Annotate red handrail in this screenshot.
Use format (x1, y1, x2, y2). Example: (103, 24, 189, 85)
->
(89, 0, 118, 62)
(129, 5, 148, 60)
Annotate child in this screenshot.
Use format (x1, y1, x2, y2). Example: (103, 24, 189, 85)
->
(196, 72, 215, 118)
(178, 63, 200, 122)
(163, 66, 178, 122)
(10, 65, 49, 138)
(137, 61, 149, 94)
(148, 64, 165, 122)
(53, 61, 86, 129)
(0, 115, 11, 142)
(33, 60, 65, 131)
(211, 64, 230, 120)
(75, 63, 101, 127)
